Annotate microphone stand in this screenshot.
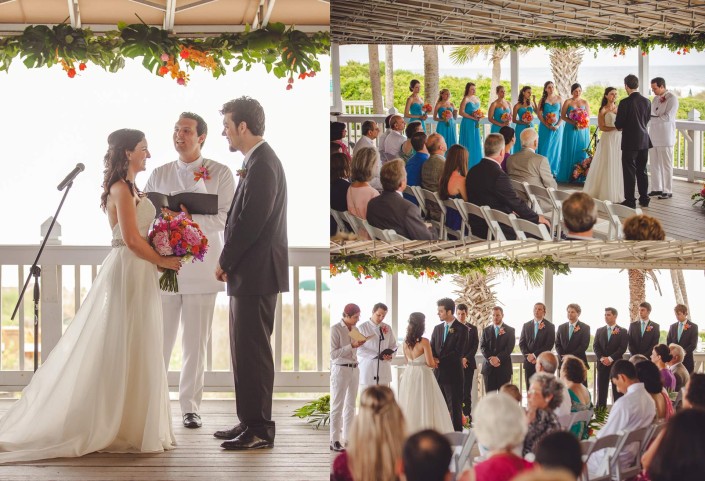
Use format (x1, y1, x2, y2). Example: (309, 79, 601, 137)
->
(375, 324, 384, 385)
(11, 181, 74, 372)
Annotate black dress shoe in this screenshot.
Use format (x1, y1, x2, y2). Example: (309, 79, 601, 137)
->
(183, 413, 202, 429)
(639, 200, 650, 207)
(221, 431, 274, 450)
(214, 424, 247, 440)
(658, 193, 673, 199)
(330, 441, 345, 452)
(620, 200, 637, 208)
(648, 191, 663, 197)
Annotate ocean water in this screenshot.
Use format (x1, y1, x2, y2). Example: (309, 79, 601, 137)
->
(430, 65, 705, 96)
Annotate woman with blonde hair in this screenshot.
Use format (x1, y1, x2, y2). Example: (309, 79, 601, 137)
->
(331, 385, 406, 481)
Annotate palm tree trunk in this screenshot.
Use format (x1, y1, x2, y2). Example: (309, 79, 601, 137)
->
(384, 45, 394, 112)
(422, 45, 439, 105)
(549, 47, 584, 100)
(368, 44, 384, 114)
(628, 269, 646, 322)
(490, 48, 503, 104)
(670, 269, 689, 309)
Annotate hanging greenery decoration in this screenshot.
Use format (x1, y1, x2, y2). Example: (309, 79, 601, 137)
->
(330, 254, 570, 283)
(0, 21, 329, 88)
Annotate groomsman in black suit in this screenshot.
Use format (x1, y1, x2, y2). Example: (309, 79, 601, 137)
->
(666, 304, 699, 374)
(614, 74, 653, 208)
(593, 307, 629, 407)
(480, 306, 515, 393)
(456, 304, 479, 419)
(518, 302, 556, 389)
(628, 301, 660, 358)
(555, 303, 591, 385)
(431, 298, 467, 432)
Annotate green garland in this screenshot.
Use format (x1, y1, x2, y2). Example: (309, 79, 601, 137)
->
(0, 22, 329, 87)
(330, 254, 570, 283)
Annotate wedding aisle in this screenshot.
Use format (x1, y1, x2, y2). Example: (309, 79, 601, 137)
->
(0, 399, 329, 481)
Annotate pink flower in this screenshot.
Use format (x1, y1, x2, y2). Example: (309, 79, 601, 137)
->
(182, 225, 202, 246)
(160, 53, 170, 62)
(152, 231, 173, 256)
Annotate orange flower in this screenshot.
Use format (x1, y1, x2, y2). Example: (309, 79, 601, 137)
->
(78, 62, 86, 71)
(67, 68, 76, 78)
(180, 49, 190, 59)
(298, 72, 307, 80)
(158, 66, 169, 76)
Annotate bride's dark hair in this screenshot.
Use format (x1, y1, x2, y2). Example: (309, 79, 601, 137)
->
(600, 87, 616, 110)
(100, 129, 145, 211)
(405, 312, 426, 349)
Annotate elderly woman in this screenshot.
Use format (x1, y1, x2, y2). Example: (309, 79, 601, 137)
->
(523, 372, 564, 456)
(560, 354, 593, 439)
(468, 392, 533, 481)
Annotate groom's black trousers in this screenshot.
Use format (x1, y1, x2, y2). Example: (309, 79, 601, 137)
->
(440, 382, 463, 432)
(230, 294, 277, 442)
(622, 149, 649, 203)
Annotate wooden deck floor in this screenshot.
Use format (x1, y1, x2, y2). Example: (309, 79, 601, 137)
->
(0, 399, 329, 481)
(558, 177, 705, 240)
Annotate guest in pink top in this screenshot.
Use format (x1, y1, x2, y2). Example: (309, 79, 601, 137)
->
(459, 392, 533, 481)
(331, 121, 351, 159)
(347, 147, 381, 240)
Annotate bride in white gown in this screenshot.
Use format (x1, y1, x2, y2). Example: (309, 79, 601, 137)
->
(583, 87, 624, 203)
(0, 129, 182, 463)
(397, 312, 454, 435)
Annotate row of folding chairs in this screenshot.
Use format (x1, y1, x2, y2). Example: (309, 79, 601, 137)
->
(444, 430, 477, 481)
(330, 208, 410, 241)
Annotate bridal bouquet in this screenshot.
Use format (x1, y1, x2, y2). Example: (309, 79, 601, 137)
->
(521, 110, 534, 123)
(545, 112, 557, 125)
(569, 108, 589, 129)
(149, 213, 209, 292)
(442, 109, 453, 124)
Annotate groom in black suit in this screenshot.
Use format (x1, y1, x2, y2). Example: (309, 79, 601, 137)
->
(614, 74, 653, 208)
(431, 298, 467, 432)
(214, 97, 289, 450)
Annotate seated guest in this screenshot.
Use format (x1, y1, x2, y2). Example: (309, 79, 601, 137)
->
(332, 141, 343, 154)
(650, 344, 676, 391)
(331, 152, 351, 236)
(499, 126, 515, 172)
(586, 360, 655, 478)
(536, 352, 572, 418)
(622, 214, 666, 240)
(560, 355, 592, 439)
(562, 192, 597, 240)
(331, 121, 351, 159)
(354, 120, 380, 156)
(398, 429, 453, 481)
(332, 385, 406, 481)
(438, 144, 469, 236)
(466, 133, 549, 239)
(523, 372, 563, 456)
(377, 114, 394, 162)
(500, 383, 522, 404)
(405, 132, 430, 190)
(510, 470, 576, 481)
(383, 115, 407, 162)
(400, 121, 423, 162)
(468, 392, 532, 481)
(667, 343, 690, 392)
(636, 360, 673, 421)
(506, 129, 557, 213)
(534, 431, 584, 480)
(366, 159, 438, 240)
(347, 148, 381, 240)
(630, 354, 649, 364)
(646, 409, 705, 481)
(421, 134, 447, 193)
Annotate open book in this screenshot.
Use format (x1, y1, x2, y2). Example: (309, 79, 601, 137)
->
(348, 329, 375, 342)
(146, 192, 218, 216)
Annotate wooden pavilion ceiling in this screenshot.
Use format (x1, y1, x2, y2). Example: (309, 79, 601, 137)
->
(330, 240, 705, 269)
(331, 0, 705, 45)
(0, 0, 329, 34)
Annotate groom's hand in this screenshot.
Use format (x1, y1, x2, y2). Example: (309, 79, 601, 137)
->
(215, 263, 228, 282)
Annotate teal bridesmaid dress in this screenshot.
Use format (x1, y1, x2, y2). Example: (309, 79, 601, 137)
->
(513, 106, 535, 154)
(537, 102, 564, 176)
(436, 106, 457, 149)
(557, 106, 590, 183)
(408, 102, 427, 132)
(459, 101, 483, 169)
(491, 106, 510, 134)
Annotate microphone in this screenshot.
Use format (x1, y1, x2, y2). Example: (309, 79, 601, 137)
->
(57, 163, 85, 191)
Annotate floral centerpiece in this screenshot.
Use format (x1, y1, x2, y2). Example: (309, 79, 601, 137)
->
(442, 109, 453, 124)
(521, 110, 534, 123)
(571, 136, 596, 183)
(545, 112, 557, 125)
(692, 186, 705, 207)
(149, 212, 209, 292)
(569, 108, 589, 129)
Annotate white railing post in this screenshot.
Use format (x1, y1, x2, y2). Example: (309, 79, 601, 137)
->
(331, 43, 342, 113)
(687, 109, 702, 181)
(510, 49, 519, 103)
(40, 263, 62, 362)
(638, 47, 650, 97)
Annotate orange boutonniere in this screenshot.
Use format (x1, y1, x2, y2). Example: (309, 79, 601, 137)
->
(448, 327, 455, 334)
(646, 325, 654, 332)
(683, 322, 691, 331)
(499, 328, 506, 336)
(193, 165, 210, 182)
(612, 327, 620, 335)
(538, 321, 545, 330)
(574, 325, 581, 332)
(236, 168, 247, 178)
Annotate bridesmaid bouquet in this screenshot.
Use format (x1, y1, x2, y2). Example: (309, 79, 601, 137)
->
(473, 109, 485, 127)
(149, 212, 209, 292)
(422, 103, 433, 113)
(442, 109, 453, 124)
(545, 112, 557, 125)
(569, 108, 589, 129)
(521, 110, 534, 123)
(692, 186, 705, 207)
(500, 112, 510, 123)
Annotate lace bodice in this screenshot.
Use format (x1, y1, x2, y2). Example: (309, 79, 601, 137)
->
(605, 111, 617, 128)
(111, 198, 156, 243)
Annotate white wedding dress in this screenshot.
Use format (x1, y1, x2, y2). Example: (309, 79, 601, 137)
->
(398, 353, 454, 435)
(583, 111, 624, 203)
(0, 198, 175, 463)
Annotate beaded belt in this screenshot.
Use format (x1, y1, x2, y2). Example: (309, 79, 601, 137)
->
(335, 363, 358, 368)
(111, 239, 126, 247)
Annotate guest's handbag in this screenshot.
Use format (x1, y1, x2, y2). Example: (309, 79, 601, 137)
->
(570, 129, 599, 184)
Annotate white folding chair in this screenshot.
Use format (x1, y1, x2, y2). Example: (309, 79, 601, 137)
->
(512, 218, 552, 241)
(403, 185, 420, 205)
(330, 208, 351, 234)
(558, 413, 574, 430)
(606, 202, 643, 240)
(611, 426, 650, 481)
(362, 220, 392, 241)
(458, 201, 494, 241)
(486, 208, 523, 240)
(410, 185, 426, 214)
(343, 211, 365, 237)
(640, 422, 665, 459)
(591, 198, 617, 240)
(443, 199, 465, 240)
(524, 183, 559, 237)
(582, 432, 622, 481)
(455, 429, 477, 474)
(419, 188, 447, 240)
(551, 188, 611, 240)
(509, 179, 531, 204)
(568, 409, 594, 437)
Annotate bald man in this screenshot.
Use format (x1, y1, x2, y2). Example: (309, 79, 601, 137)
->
(535, 351, 571, 417)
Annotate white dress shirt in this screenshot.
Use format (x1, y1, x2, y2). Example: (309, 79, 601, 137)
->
(587, 382, 655, 476)
(649, 91, 679, 147)
(383, 130, 406, 161)
(357, 320, 397, 385)
(353, 135, 377, 156)
(331, 321, 358, 366)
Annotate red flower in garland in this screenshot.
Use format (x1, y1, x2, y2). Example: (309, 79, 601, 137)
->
(67, 68, 76, 78)
(78, 62, 86, 71)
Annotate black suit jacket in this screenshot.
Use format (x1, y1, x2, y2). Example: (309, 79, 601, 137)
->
(466, 158, 540, 239)
(431, 319, 467, 384)
(462, 322, 480, 370)
(614, 91, 652, 151)
(480, 323, 515, 378)
(219, 142, 289, 296)
(628, 320, 660, 357)
(593, 324, 629, 372)
(518, 319, 556, 369)
(666, 321, 699, 372)
(555, 321, 591, 368)
(366, 191, 438, 240)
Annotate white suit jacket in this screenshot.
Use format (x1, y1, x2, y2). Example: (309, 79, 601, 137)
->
(357, 320, 397, 385)
(649, 91, 679, 147)
(145, 156, 235, 294)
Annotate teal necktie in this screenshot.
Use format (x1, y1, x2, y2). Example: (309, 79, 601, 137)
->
(534, 321, 539, 338)
(607, 327, 612, 341)
(443, 323, 449, 342)
(569, 323, 574, 340)
(678, 322, 684, 341)
(641, 321, 646, 336)
(495, 325, 500, 338)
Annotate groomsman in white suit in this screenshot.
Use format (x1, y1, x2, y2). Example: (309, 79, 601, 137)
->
(357, 303, 397, 390)
(145, 112, 235, 428)
(648, 77, 679, 199)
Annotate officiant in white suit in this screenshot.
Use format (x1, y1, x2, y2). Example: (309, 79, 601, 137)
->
(648, 77, 679, 199)
(357, 303, 397, 390)
(145, 112, 235, 429)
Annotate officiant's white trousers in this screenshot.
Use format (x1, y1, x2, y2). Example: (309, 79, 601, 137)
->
(330, 364, 359, 444)
(649, 146, 673, 194)
(162, 293, 217, 415)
